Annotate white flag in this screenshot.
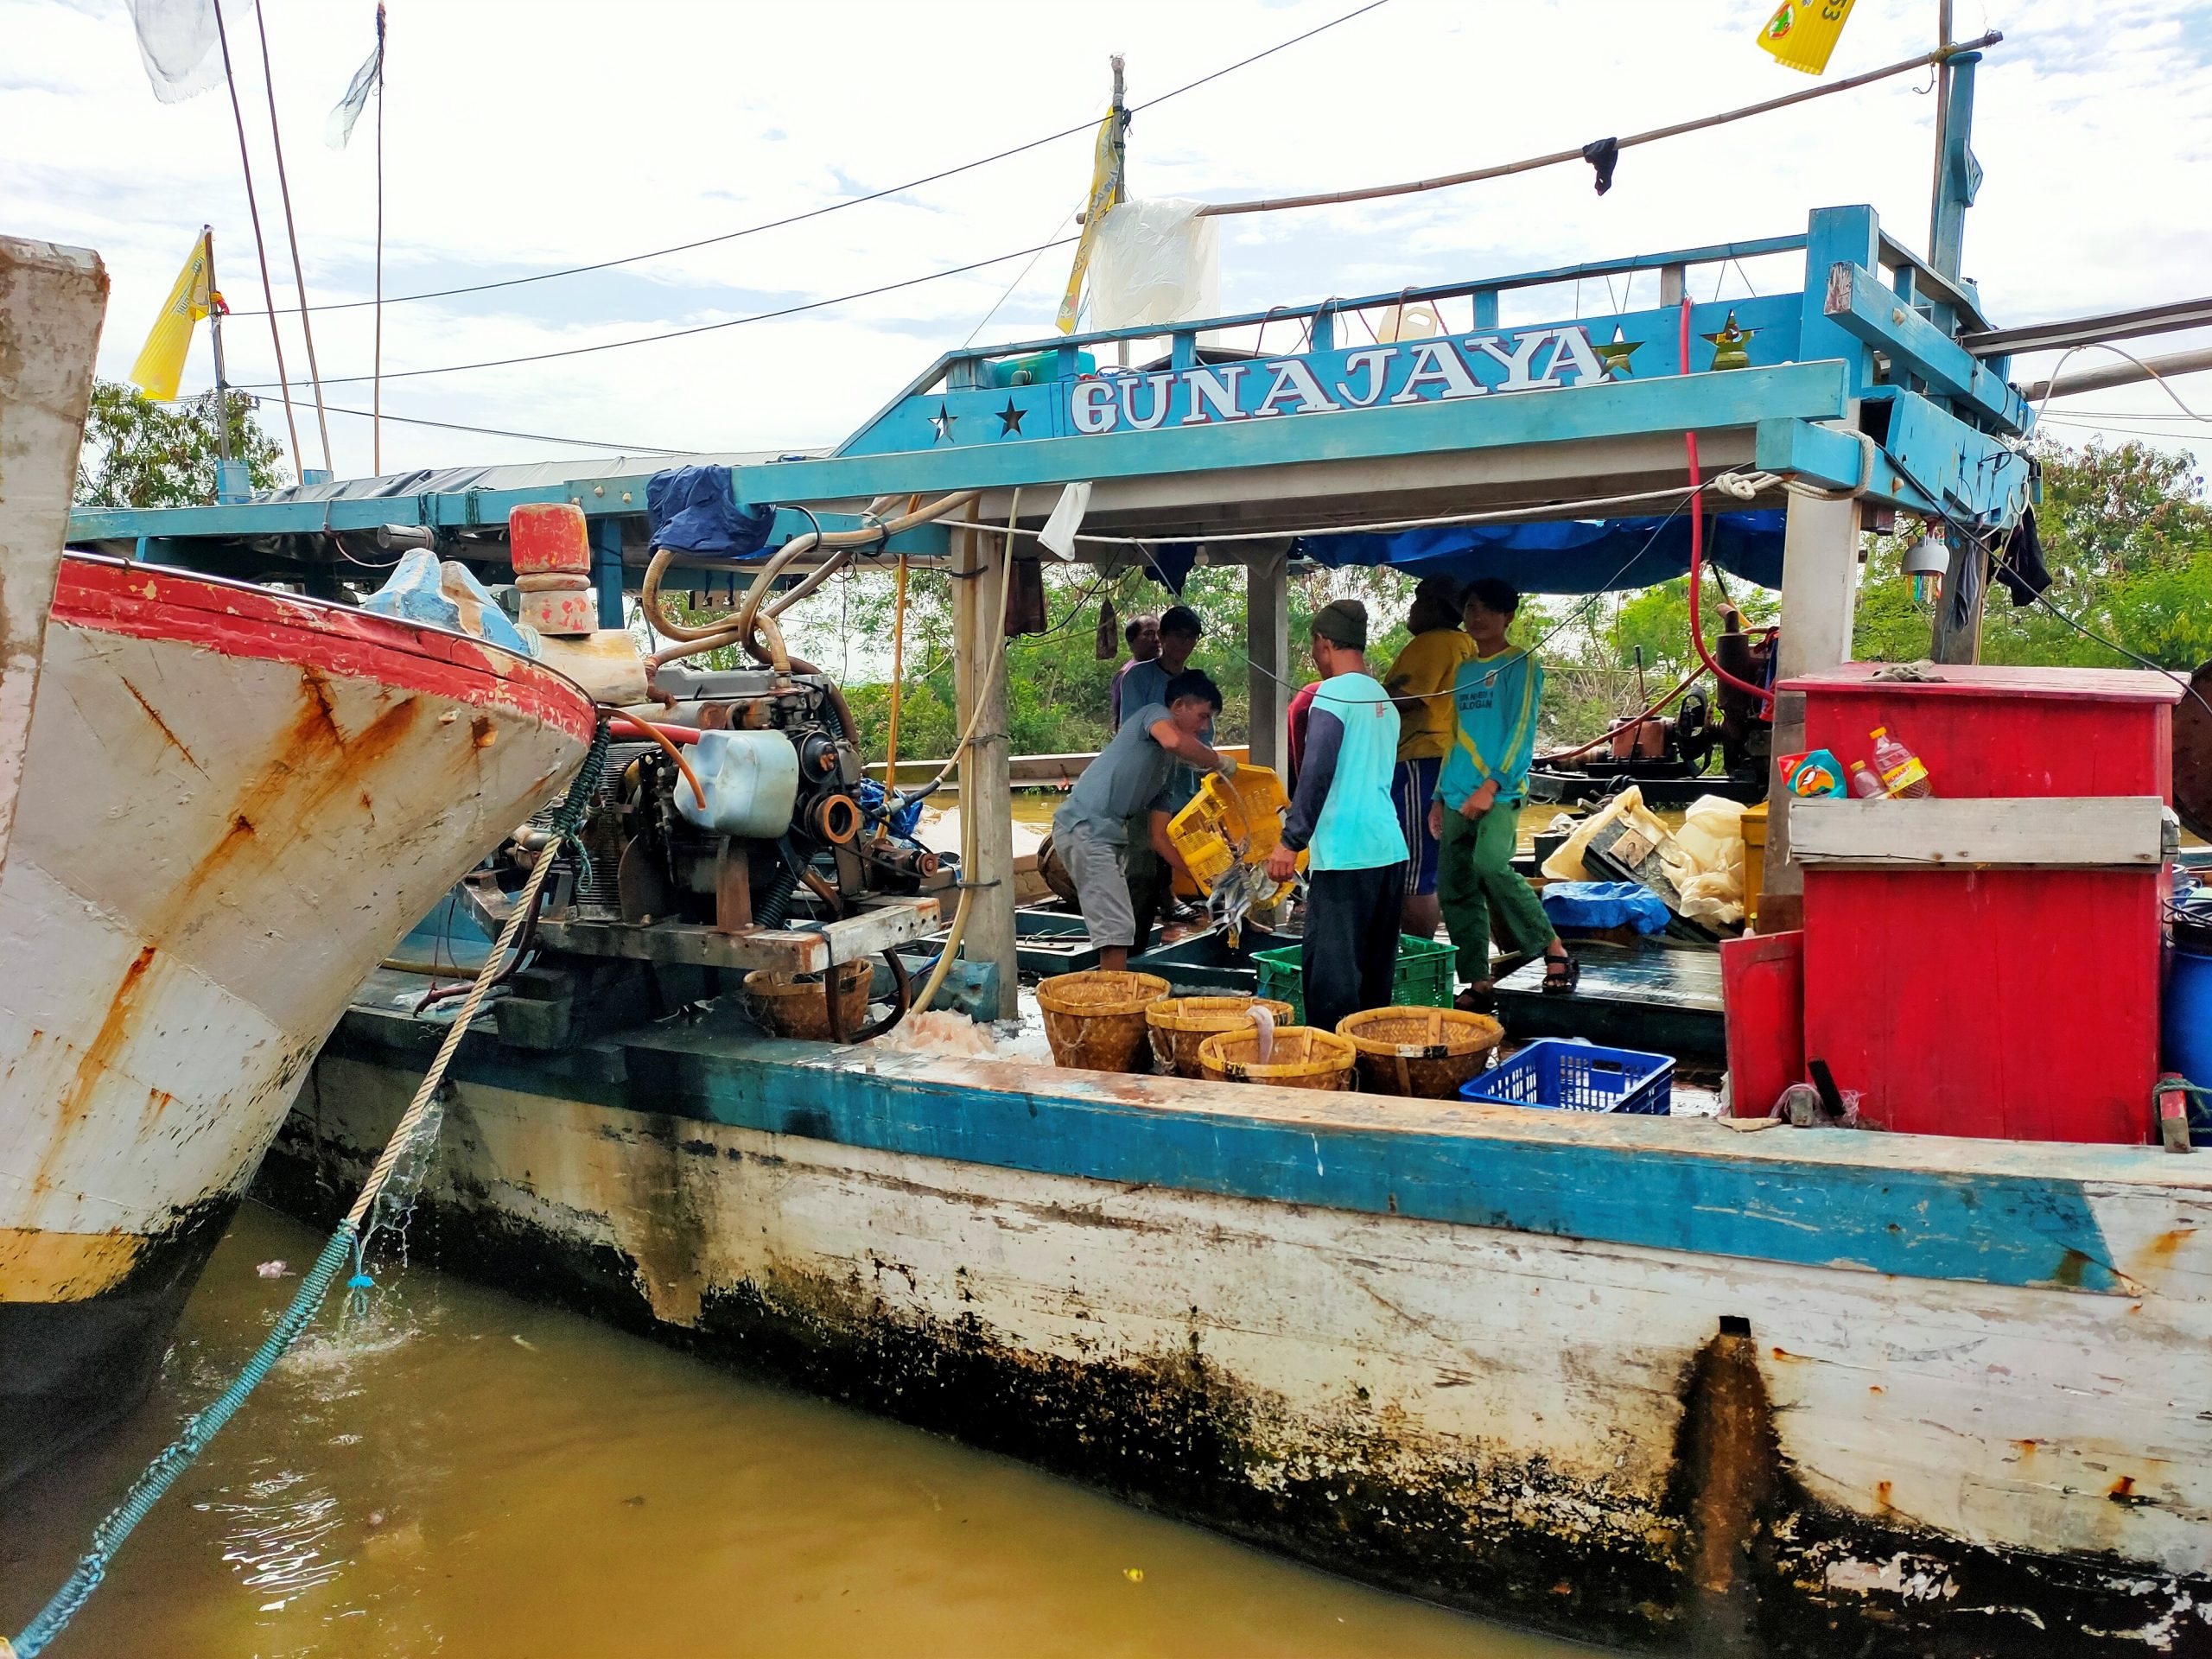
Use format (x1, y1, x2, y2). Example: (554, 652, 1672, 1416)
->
(326, 6, 385, 149)
(124, 0, 255, 105)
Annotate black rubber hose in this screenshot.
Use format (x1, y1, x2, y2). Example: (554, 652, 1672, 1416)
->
(848, 948, 913, 1043)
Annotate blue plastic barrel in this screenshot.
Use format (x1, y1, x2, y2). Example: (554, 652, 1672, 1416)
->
(2161, 947, 2212, 1144)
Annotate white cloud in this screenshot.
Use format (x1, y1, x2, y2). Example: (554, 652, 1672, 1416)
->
(4, 0, 2209, 482)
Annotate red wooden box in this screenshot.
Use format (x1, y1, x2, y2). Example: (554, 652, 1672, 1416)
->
(1783, 663, 2179, 1144)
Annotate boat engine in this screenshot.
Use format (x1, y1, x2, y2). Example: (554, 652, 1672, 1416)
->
(547, 664, 947, 933)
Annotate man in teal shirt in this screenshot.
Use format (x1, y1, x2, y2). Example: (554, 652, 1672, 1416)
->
(1265, 600, 1408, 1033)
(1426, 579, 1575, 1005)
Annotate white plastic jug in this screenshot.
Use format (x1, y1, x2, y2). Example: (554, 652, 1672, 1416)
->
(674, 729, 799, 838)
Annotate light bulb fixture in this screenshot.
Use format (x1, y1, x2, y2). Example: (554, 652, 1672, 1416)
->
(1902, 528, 1948, 607)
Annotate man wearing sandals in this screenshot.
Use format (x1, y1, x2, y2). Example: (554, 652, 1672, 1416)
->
(1427, 579, 1577, 1007)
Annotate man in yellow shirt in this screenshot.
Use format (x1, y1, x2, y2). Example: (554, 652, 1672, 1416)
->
(1382, 575, 1477, 940)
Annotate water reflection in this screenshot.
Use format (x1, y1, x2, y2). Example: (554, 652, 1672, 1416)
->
(2, 1203, 1592, 1658)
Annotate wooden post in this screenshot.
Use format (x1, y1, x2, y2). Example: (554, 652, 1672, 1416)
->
(953, 507, 1019, 1018)
(1245, 540, 1291, 772)
(1929, 531, 1988, 664)
(1761, 492, 1861, 931)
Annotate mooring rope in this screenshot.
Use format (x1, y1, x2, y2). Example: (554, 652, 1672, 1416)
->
(6, 717, 612, 1659)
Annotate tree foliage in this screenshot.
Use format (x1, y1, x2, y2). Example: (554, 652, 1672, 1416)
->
(73, 379, 288, 509)
(1856, 438, 2212, 670)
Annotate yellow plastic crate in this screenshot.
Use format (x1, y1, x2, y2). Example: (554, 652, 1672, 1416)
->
(1166, 766, 1303, 904)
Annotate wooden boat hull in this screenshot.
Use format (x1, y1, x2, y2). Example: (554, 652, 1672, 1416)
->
(0, 556, 594, 1486)
(266, 1010, 2212, 1656)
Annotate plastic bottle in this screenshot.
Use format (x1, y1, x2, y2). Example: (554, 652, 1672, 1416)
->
(1848, 758, 1885, 799)
(1869, 727, 1932, 798)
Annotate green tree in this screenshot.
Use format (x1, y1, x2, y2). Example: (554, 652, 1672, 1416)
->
(1854, 438, 2212, 670)
(73, 380, 288, 508)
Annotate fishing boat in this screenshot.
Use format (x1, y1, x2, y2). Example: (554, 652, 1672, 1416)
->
(0, 236, 599, 1488)
(62, 37, 2212, 1653)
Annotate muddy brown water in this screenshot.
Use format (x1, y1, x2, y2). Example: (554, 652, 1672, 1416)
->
(2, 1203, 1599, 1658)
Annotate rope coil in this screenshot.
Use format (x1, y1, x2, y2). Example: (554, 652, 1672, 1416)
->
(9, 719, 613, 1659)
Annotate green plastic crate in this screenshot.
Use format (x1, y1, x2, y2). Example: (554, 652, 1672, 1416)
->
(1252, 934, 1453, 1027)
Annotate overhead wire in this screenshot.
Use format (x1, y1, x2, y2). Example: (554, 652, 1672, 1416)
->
(234, 237, 1079, 391)
(250, 1, 334, 474)
(209, 0, 304, 479)
(225, 0, 1395, 321)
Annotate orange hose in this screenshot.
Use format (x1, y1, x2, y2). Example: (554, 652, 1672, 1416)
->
(614, 707, 707, 810)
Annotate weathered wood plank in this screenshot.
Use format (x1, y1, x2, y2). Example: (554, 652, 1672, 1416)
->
(535, 896, 940, 973)
(1791, 796, 2168, 868)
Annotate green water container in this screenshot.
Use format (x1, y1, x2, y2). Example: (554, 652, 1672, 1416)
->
(988, 349, 1097, 388)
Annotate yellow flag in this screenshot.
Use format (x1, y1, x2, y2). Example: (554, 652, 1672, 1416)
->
(1056, 111, 1126, 335)
(1755, 0, 1856, 75)
(129, 230, 213, 401)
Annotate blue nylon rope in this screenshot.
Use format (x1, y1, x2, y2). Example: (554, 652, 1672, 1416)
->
(10, 718, 610, 1659)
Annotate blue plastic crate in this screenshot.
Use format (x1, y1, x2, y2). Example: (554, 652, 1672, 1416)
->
(1459, 1039, 1674, 1116)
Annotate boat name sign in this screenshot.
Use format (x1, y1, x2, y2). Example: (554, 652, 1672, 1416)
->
(1068, 327, 1625, 435)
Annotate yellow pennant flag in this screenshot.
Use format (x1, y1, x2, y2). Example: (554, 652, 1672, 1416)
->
(1755, 0, 1857, 76)
(1056, 111, 1126, 335)
(129, 229, 213, 401)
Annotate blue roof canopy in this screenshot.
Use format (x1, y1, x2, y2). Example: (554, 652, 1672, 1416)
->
(1294, 509, 1785, 594)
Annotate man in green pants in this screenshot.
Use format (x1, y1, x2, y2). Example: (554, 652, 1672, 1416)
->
(1427, 579, 1576, 1008)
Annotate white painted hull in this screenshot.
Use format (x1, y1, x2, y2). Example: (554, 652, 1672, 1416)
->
(270, 1027, 2212, 1656)
(0, 556, 594, 1483)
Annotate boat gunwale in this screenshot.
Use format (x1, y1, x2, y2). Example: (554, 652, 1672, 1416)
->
(51, 552, 599, 743)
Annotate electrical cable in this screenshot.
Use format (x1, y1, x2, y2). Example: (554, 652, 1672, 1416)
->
(1888, 444, 2212, 728)
(2033, 340, 2211, 430)
(226, 0, 1394, 321)
(235, 239, 1080, 391)
(295, 398, 691, 453)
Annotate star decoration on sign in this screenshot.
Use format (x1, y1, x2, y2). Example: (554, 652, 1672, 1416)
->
(1593, 326, 1640, 380)
(929, 403, 957, 442)
(997, 399, 1026, 436)
(1702, 310, 1757, 372)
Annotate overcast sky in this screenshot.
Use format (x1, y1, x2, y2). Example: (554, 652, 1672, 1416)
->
(5, 0, 2209, 486)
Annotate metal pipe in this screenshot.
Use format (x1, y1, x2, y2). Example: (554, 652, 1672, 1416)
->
(1966, 296, 2212, 358)
(2021, 343, 2212, 404)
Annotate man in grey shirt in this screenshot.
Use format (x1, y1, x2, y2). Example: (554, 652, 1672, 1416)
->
(1113, 604, 1206, 939)
(1052, 670, 1235, 971)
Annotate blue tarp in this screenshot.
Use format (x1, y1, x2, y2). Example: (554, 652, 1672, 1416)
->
(647, 464, 777, 556)
(1538, 881, 1674, 935)
(1296, 510, 1786, 594)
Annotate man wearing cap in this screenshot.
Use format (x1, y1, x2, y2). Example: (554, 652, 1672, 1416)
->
(1265, 600, 1408, 1034)
(1054, 670, 1236, 974)
(1114, 603, 1207, 938)
(1382, 575, 1477, 943)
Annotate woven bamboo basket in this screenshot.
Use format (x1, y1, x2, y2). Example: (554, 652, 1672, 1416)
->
(1196, 1026, 1357, 1090)
(1144, 995, 1295, 1078)
(1036, 970, 1171, 1072)
(742, 959, 874, 1041)
(1334, 1006, 1504, 1097)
